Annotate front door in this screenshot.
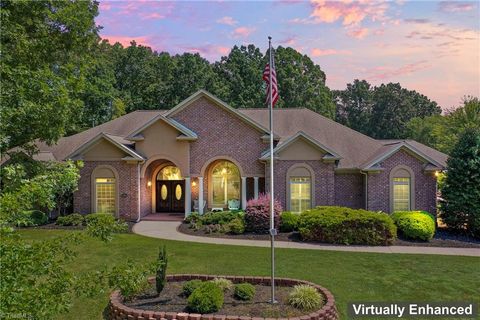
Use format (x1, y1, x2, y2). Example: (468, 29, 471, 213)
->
(156, 180, 185, 213)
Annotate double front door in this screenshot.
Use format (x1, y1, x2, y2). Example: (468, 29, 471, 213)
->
(156, 180, 185, 213)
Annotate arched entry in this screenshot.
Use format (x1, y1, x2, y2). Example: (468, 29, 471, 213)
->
(155, 165, 185, 213)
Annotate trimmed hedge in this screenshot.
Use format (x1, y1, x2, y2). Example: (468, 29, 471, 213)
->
(298, 206, 397, 245)
(280, 211, 300, 232)
(392, 211, 435, 241)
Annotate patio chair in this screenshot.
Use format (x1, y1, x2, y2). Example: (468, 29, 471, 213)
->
(228, 199, 240, 211)
(193, 199, 206, 213)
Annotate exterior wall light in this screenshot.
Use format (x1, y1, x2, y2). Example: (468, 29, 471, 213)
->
(435, 171, 440, 177)
(192, 180, 197, 187)
(147, 181, 152, 187)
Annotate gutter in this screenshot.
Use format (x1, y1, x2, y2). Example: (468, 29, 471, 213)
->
(360, 170, 368, 210)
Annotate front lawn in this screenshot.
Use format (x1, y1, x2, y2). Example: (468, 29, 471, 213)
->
(19, 229, 480, 320)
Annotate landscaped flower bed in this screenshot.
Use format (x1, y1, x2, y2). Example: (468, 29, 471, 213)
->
(107, 275, 338, 320)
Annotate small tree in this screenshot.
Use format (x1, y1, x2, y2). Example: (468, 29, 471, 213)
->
(156, 245, 168, 295)
(440, 128, 480, 237)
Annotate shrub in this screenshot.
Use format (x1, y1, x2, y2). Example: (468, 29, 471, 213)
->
(187, 282, 224, 313)
(225, 216, 245, 234)
(234, 283, 256, 301)
(185, 212, 200, 224)
(85, 213, 128, 242)
(298, 206, 397, 245)
(56, 213, 85, 226)
(211, 277, 233, 291)
(156, 246, 167, 294)
(202, 211, 242, 225)
(244, 193, 282, 233)
(108, 260, 152, 301)
(29, 210, 48, 225)
(280, 211, 299, 232)
(182, 280, 203, 297)
(392, 211, 435, 241)
(288, 285, 323, 311)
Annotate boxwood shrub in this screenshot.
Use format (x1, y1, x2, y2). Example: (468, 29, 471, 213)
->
(182, 279, 203, 297)
(391, 211, 435, 241)
(298, 206, 397, 245)
(187, 281, 224, 313)
(56, 213, 85, 226)
(234, 283, 256, 301)
(280, 211, 300, 232)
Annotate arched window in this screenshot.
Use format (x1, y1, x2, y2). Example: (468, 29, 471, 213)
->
(210, 161, 240, 207)
(287, 165, 313, 213)
(92, 166, 117, 214)
(157, 165, 182, 180)
(391, 166, 414, 212)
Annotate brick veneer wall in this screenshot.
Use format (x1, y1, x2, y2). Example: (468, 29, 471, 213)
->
(367, 150, 437, 214)
(172, 97, 268, 176)
(266, 160, 335, 210)
(73, 161, 139, 220)
(334, 173, 365, 209)
(108, 275, 338, 320)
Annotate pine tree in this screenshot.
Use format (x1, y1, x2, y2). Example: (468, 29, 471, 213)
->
(440, 128, 480, 237)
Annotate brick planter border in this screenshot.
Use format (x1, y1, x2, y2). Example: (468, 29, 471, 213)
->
(108, 274, 338, 320)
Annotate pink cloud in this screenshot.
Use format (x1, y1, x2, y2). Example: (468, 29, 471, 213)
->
(311, 48, 352, 57)
(308, 0, 388, 26)
(347, 27, 369, 39)
(438, 1, 476, 12)
(366, 60, 431, 80)
(183, 44, 231, 58)
(232, 26, 256, 38)
(101, 35, 152, 48)
(141, 12, 165, 20)
(99, 1, 112, 11)
(217, 16, 238, 26)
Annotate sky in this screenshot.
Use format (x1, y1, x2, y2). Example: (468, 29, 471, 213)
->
(97, 0, 480, 110)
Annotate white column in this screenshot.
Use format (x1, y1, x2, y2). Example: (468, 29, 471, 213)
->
(198, 177, 204, 214)
(184, 177, 191, 218)
(253, 177, 259, 200)
(241, 176, 247, 210)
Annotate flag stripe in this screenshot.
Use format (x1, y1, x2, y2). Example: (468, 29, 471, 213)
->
(262, 52, 279, 107)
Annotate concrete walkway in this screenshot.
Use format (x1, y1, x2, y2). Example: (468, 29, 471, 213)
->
(133, 221, 480, 257)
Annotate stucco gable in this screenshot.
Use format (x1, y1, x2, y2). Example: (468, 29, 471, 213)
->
(67, 133, 144, 161)
(126, 114, 197, 141)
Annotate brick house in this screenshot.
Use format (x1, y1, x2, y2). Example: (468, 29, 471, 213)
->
(33, 90, 448, 221)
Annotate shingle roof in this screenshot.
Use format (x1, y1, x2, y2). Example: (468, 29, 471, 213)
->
(36, 110, 166, 161)
(22, 103, 448, 171)
(239, 108, 386, 169)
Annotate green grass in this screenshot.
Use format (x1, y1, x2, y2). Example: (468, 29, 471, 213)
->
(19, 229, 480, 320)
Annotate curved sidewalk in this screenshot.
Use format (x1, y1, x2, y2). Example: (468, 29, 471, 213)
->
(133, 221, 480, 257)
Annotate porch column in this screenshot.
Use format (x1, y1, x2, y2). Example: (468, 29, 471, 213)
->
(184, 177, 191, 217)
(241, 176, 247, 210)
(198, 177, 204, 214)
(253, 177, 259, 200)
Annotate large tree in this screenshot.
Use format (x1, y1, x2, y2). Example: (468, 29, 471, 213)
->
(274, 46, 335, 118)
(368, 83, 441, 139)
(334, 79, 373, 134)
(213, 45, 264, 108)
(440, 128, 480, 238)
(0, 0, 99, 155)
(405, 97, 480, 154)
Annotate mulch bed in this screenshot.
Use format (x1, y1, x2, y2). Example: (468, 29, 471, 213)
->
(125, 281, 317, 318)
(178, 223, 480, 248)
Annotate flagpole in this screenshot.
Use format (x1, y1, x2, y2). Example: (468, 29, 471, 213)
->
(268, 35, 277, 304)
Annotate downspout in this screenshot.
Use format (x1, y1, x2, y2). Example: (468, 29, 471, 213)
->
(137, 162, 141, 222)
(360, 170, 368, 210)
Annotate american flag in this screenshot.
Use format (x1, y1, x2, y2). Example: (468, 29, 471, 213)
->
(263, 52, 279, 107)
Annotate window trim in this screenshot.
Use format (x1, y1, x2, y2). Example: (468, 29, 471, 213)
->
(389, 165, 415, 213)
(91, 165, 119, 217)
(207, 160, 242, 208)
(286, 163, 315, 212)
